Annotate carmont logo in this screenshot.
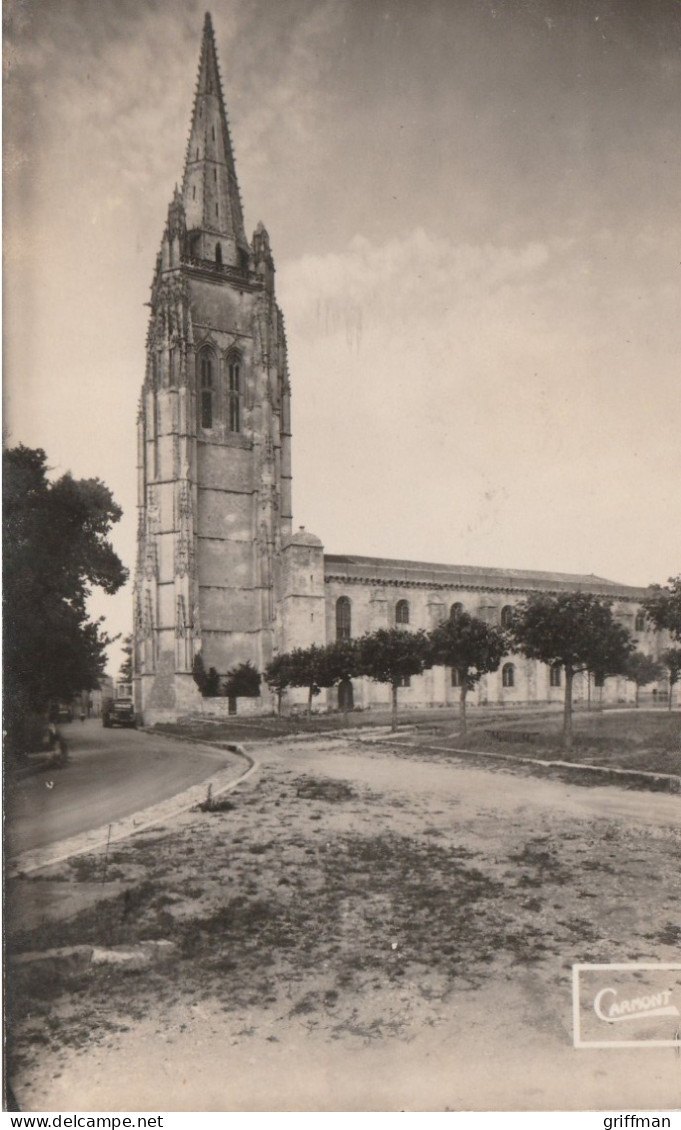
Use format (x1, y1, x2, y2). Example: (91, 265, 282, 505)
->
(594, 986, 679, 1024)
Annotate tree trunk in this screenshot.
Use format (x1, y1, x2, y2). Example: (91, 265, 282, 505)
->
(459, 679, 468, 735)
(391, 682, 398, 732)
(587, 671, 591, 712)
(635, 683, 640, 708)
(669, 679, 674, 711)
(563, 667, 574, 751)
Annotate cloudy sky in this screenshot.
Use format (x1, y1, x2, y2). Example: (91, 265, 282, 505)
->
(5, 0, 681, 675)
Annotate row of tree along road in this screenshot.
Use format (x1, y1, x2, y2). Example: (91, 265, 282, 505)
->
(4, 444, 680, 758)
(256, 589, 681, 748)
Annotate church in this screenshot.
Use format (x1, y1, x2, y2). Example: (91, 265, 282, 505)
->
(133, 14, 659, 722)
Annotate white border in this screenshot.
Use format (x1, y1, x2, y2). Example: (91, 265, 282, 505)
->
(572, 962, 681, 1048)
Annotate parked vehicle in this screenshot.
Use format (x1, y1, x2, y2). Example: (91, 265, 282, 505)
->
(102, 695, 136, 728)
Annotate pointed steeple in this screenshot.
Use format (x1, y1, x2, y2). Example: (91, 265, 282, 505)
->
(181, 12, 248, 267)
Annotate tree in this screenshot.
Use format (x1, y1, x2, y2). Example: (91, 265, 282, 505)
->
(357, 628, 432, 732)
(288, 644, 336, 718)
(508, 592, 635, 750)
(324, 638, 360, 724)
(223, 661, 261, 699)
(3, 445, 127, 756)
(660, 648, 681, 711)
(118, 634, 133, 684)
(429, 610, 507, 733)
(263, 653, 294, 715)
(192, 653, 208, 695)
(623, 652, 664, 707)
(191, 653, 220, 697)
(642, 576, 681, 642)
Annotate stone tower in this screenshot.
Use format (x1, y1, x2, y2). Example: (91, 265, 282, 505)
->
(133, 13, 293, 718)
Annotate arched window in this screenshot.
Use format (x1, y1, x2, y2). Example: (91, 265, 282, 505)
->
(396, 599, 410, 625)
(336, 596, 351, 641)
(500, 605, 514, 629)
(550, 663, 562, 688)
(635, 611, 646, 632)
(502, 663, 515, 688)
(228, 355, 241, 433)
(594, 672, 605, 688)
(199, 350, 214, 429)
(215, 242, 223, 267)
(451, 668, 461, 687)
(450, 602, 463, 618)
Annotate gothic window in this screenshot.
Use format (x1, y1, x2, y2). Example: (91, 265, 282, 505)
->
(451, 668, 461, 687)
(396, 599, 410, 625)
(215, 243, 223, 266)
(550, 663, 562, 688)
(502, 663, 515, 688)
(500, 605, 514, 628)
(228, 354, 241, 433)
(199, 350, 214, 429)
(212, 126, 215, 141)
(450, 602, 463, 618)
(635, 611, 646, 632)
(594, 672, 605, 688)
(336, 596, 351, 641)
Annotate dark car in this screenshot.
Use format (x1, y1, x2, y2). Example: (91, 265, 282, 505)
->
(102, 697, 137, 728)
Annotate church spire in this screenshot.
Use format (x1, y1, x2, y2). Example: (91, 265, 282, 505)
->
(181, 12, 248, 267)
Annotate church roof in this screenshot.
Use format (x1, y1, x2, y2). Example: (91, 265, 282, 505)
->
(181, 12, 247, 252)
(323, 553, 647, 600)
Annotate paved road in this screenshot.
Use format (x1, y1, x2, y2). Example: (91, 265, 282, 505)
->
(5, 720, 231, 858)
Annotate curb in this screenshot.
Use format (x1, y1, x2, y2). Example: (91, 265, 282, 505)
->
(7, 742, 257, 879)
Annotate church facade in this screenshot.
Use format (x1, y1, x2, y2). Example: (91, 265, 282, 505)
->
(133, 15, 662, 722)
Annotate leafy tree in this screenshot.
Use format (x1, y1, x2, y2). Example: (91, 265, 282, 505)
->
(224, 661, 261, 699)
(642, 576, 681, 641)
(357, 628, 432, 732)
(264, 653, 294, 715)
(429, 610, 507, 733)
(3, 445, 127, 756)
(192, 653, 208, 695)
(288, 644, 336, 718)
(508, 592, 634, 750)
(118, 634, 133, 684)
(190, 653, 220, 697)
(660, 647, 681, 711)
(623, 652, 664, 707)
(204, 666, 220, 697)
(324, 638, 360, 723)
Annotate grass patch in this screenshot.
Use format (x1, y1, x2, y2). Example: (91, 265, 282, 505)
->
(397, 709, 680, 783)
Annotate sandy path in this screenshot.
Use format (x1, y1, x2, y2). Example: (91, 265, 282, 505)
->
(261, 737, 681, 830)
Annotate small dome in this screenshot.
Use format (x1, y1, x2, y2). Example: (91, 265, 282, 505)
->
(287, 525, 323, 548)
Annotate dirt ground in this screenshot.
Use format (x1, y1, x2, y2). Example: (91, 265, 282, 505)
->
(7, 735, 681, 1112)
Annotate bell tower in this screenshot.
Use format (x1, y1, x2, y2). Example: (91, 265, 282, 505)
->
(133, 12, 293, 719)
